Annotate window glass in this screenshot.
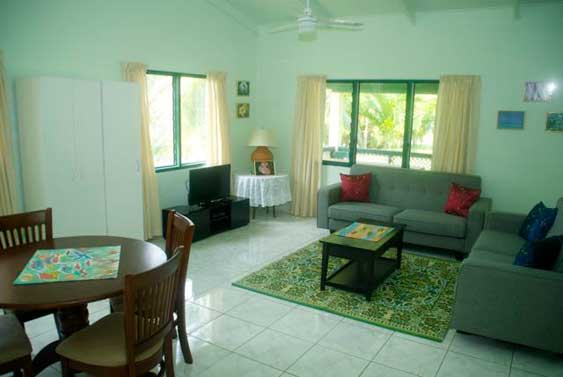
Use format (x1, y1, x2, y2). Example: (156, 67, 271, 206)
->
(410, 83, 439, 170)
(323, 83, 353, 163)
(180, 77, 207, 164)
(357, 83, 408, 167)
(147, 74, 174, 168)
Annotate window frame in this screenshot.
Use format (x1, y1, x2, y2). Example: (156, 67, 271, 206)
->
(323, 79, 439, 169)
(147, 69, 207, 173)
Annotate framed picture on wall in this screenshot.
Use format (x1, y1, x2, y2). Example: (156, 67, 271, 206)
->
(497, 111, 525, 130)
(524, 81, 555, 102)
(253, 160, 275, 176)
(237, 81, 250, 96)
(546, 112, 563, 132)
(237, 103, 250, 118)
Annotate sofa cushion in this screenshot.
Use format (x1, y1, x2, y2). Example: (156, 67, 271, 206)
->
(469, 248, 517, 265)
(393, 209, 466, 238)
(519, 202, 558, 242)
(472, 230, 526, 256)
(514, 236, 563, 270)
(340, 173, 371, 202)
(547, 198, 563, 272)
(350, 164, 481, 212)
(444, 183, 481, 218)
(328, 202, 401, 223)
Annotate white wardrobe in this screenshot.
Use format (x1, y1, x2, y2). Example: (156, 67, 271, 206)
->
(16, 77, 144, 239)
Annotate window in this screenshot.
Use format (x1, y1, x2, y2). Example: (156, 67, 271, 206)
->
(147, 70, 207, 170)
(323, 80, 439, 170)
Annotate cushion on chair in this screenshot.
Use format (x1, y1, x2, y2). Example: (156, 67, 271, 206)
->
(56, 313, 163, 367)
(393, 209, 466, 238)
(0, 314, 32, 364)
(472, 230, 527, 256)
(328, 202, 401, 223)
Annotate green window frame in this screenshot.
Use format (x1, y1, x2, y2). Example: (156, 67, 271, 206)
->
(147, 69, 207, 172)
(323, 79, 439, 169)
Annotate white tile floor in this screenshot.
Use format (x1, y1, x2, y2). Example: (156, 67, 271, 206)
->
(5, 211, 563, 377)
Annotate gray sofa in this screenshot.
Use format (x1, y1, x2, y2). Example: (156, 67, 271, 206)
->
(317, 165, 492, 257)
(452, 198, 563, 353)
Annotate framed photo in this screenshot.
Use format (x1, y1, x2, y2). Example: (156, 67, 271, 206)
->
(237, 103, 250, 118)
(253, 160, 275, 176)
(524, 81, 555, 102)
(497, 111, 525, 130)
(237, 81, 250, 96)
(546, 112, 563, 132)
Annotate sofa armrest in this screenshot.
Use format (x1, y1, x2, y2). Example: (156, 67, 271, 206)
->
(453, 258, 563, 352)
(464, 197, 492, 254)
(317, 183, 341, 229)
(485, 212, 527, 234)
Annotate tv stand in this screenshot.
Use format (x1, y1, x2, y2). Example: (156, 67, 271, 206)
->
(162, 196, 250, 242)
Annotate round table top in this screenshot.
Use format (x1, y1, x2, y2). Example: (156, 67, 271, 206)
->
(0, 236, 166, 310)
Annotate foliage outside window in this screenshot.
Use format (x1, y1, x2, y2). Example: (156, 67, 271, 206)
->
(323, 80, 439, 170)
(147, 70, 208, 171)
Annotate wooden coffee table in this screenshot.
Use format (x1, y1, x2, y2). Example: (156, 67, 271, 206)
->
(319, 219, 404, 301)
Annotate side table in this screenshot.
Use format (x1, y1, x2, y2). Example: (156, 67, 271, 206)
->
(235, 174, 292, 218)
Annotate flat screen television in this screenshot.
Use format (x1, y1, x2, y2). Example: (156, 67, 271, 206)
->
(188, 164, 230, 205)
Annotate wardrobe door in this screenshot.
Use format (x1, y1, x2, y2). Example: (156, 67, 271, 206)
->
(70, 79, 107, 236)
(101, 81, 144, 239)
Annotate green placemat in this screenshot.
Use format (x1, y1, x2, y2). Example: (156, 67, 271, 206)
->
(14, 246, 121, 285)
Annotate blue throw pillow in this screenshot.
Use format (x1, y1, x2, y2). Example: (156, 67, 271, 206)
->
(519, 202, 558, 242)
(514, 236, 563, 270)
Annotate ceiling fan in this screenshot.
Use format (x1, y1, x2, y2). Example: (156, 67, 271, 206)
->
(270, 0, 363, 36)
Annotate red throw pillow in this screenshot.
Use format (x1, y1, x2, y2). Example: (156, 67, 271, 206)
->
(340, 173, 371, 202)
(444, 183, 481, 217)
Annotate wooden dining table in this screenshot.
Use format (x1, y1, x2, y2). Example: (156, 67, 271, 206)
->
(0, 235, 167, 376)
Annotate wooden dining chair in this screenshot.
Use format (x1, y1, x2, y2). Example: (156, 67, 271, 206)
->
(57, 246, 187, 377)
(164, 210, 195, 364)
(0, 208, 58, 324)
(111, 210, 195, 364)
(0, 314, 33, 377)
(0, 208, 53, 252)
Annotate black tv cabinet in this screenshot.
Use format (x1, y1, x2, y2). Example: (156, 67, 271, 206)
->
(162, 196, 250, 242)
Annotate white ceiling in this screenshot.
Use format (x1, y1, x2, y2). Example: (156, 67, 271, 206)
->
(207, 0, 562, 29)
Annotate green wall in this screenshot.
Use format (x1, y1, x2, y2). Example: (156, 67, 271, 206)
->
(0, 0, 258, 210)
(2, 1, 563, 213)
(255, 3, 563, 212)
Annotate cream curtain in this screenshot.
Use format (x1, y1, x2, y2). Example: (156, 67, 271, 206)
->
(290, 76, 326, 217)
(123, 62, 162, 240)
(0, 51, 18, 216)
(431, 75, 481, 174)
(206, 72, 231, 165)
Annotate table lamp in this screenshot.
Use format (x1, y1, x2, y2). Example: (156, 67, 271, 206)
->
(248, 128, 276, 162)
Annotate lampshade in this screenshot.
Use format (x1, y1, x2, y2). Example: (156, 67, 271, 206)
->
(248, 128, 276, 147)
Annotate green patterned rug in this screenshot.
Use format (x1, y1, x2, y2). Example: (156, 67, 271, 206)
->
(233, 241, 460, 342)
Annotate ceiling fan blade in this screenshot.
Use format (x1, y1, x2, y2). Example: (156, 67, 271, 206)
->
(325, 19, 364, 27)
(270, 24, 299, 33)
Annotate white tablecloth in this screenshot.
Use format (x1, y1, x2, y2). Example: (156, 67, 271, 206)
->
(235, 174, 292, 207)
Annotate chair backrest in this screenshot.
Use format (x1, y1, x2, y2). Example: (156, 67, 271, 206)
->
(165, 211, 195, 302)
(165, 210, 195, 259)
(122, 246, 186, 375)
(0, 208, 53, 252)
